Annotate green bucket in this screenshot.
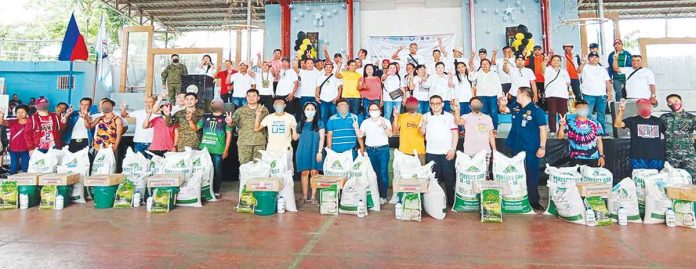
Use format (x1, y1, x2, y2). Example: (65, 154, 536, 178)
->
(252, 191, 278, 216)
(151, 187, 179, 210)
(54, 185, 73, 207)
(18, 185, 40, 208)
(90, 186, 119, 209)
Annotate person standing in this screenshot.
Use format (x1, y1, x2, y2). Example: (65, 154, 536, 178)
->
(557, 101, 606, 167)
(422, 62, 453, 112)
(0, 105, 33, 174)
(255, 61, 275, 111)
(660, 94, 696, 178)
(315, 61, 342, 125)
(450, 47, 468, 71)
(88, 99, 123, 152)
(614, 99, 666, 170)
(381, 63, 405, 121)
(496, 46, 515, 95)
(588, 43, 608, 67)
(256, 97, 298, 168)
(544, 55, 571, 134)
(296, 102, 325, 204)
(358, 64, 383, 118)
(275, 57, 299, 114)
(228, 62, 256, 108)
(161, 54, 188, 101)
(295, 58, 321, 118)
(195, 98, 232, 199)
(229, 89, 269, 164)
(452, 62, 474, 116)
(335, 60, 362, 115)
(393, 97, 426, 163)
(215, 60, 237, 103)
(410, 65, 430, 114)
(29, 97, 65, 153)
(120, 96, 156, 155)
(470, 59, 503, 129)
(270, 49, 283, 91)
(506, 87, 548, 210)
(624, 55, 657, 104)
(420, 95, 458, 206)
(509, 55, 538, 109)
(608, 39, 633, 101)
(326, 99, 363, 156)
(143, 100, 177, 157)
(525, 46, 547, 100)
(561, 43, 582, 101)
(194, 55, 216, 77)
(62, 97, 94, 152)
(469, 48, 489, 70)
(578, 52, 613, 135)
(357, 103, 392, 204)
(392, 42, 424, 67)
(166, 93, 203, 151)
(452, 98, 496, 156)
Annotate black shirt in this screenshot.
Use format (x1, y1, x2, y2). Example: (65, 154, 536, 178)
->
(623, 115, 666, 160)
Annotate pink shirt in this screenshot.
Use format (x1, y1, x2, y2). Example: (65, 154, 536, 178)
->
(149, 117, 177, 151)
(270, 59, 282, 82)
(462, 113, 493, 156)
(360, 76, 382, 100)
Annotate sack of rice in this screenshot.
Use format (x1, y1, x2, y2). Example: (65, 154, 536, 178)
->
(122, 148, 150, 175)
(28, 149, 59, 174)
(147, 152, 167, 174)
(57, 147, 90, 203)
(113, 179, 136, 208)
(579, 165, 613, 185)
(643, 173, 672, 224)
(279, 170, 297, 212)
(661, 162, 693, 185)
(544, 165, 581, 216)
(260, 150, 293, 177)
(0, 181, 18, 209)
(632, 169, 659, 215)
(162, 150, 194, 175)
(608, 177, 642, 223)
(190, 148, 216, 201)
(480, 186, 503, 223)
(351, 153, 380, 211)
(150, 188, 172, 213)
(91, 146, 117, 176)
(237, 160, 270, 211)
(176, 172, 203, 207)
(452, 150, 487, 212)
(672, 200, 696, 228)
(323, 148, 352, 178)
(492, 151, 534, 214)
(423, 175, 447, 220)
(339, 175, 368, 215)
(319, 184, 339, 215)
(547, 179, 585, 224)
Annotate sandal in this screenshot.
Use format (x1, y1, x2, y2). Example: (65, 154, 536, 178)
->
(310, 199, 318, 205)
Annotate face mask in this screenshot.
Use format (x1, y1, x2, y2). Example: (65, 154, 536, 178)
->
(668, 103, 682, 112)
(369, 110, 381, 118)
(471, 106, 482, 113)
(304, 110, 316, 118)
(172, 59, 179, 63)
(576, 108, 590, 117)
(273, 105, 285, 113)
(638, 107, 652, 118)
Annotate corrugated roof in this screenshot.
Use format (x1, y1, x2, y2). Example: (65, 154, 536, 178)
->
(579, 0, 696, 19)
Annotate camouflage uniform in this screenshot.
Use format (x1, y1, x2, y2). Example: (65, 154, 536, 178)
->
(161, 63, 188, 101)
(167, 108, 203, 151)
(232, 105, 269, 164)
(660, 111, 696, 178)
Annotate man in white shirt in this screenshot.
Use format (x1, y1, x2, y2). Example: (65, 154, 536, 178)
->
(578, 52, 613, 135)
(392, 42, 424, 68)
(496, 46, 515, 94)
(256, 97, 298, 168)
(589, 43, 608, 67)
(509, 54, 538, 109)
(624, 55, 656, 103)
(229, 62, 256, 108)
(255, 61, 275, 111)
(419, 95, 458, 206)
(315, 62, 343, 125)
(294, 58, 321, 120)
(470, 48, 489, 70)
(450, 47, 468, 71)
(120, 95, 157, 155)
(275, 57, 299, 118)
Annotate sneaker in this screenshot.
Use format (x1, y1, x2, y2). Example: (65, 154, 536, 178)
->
(380, 198, 386, 205)
(214, 193, 221, 199)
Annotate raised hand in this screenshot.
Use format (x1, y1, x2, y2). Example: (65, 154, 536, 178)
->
(255, 106, 263, 117)
(352, 117, 359, 129)
(65, 107, 74, 117)
(225, 111, 234, 125)
(185, 110, 193, 122)
(559, 113, 567, 126)
(492, 48, 498, 56)
(618, 99, 626, 111)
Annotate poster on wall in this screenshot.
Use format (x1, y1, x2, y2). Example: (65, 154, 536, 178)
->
(367, 34, 455, 71)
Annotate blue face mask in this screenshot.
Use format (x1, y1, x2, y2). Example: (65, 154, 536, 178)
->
(273, 105, 285, 113)
(577, 108, 590, 117)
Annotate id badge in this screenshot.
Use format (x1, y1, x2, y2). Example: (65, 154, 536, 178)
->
(521, 119, 528, 127)
(262, 80, 270, 88)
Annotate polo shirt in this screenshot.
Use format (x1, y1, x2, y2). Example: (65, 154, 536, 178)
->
(360, 117, 391, 147)
(495, 57, 516, 84)
(580, 64, 610, 96)
(506, 102, 547, 152)
(421, 111, 457, 155)
(327, 113, 359, 153)
(625, 68, 655, 99)
(276, 69, 299, 96)
(509, 67, 536, 97)
(229, 72, 255, 98)
(340, 71, 362, 98)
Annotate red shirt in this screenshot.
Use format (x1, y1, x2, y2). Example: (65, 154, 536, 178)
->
(216, 69, 237, 95)
(149, 117, 177, 151)
(565, 53, 579, 80)
(533, 57, 545, 82)
(7, 119, 34, 152)
(29, 113, 65, 150)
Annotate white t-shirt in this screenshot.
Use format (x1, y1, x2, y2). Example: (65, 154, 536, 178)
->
(194, 66, 216, 77)
(625, 68, 655, 99)
(453, 75, 473, 102)
(495, 57, 516, 84)
(130, 110, 154, 143)
(426, 57, 449, 75)
(229, 72, 255, 98)
(360, 117, 391, 147)
(260, 113, 297, 151)
(580, 64, 611, 96)
(421, 112, 457, 154)
(255, 71, 275, 96)
(70, 116, 89, 139)
(382, 75, 402, 101)
(470, 70, 503, 97)
(298, 69, 321, 97)
(423, 73, 452, 100)
(543, 67, 571, 99)
(317, 73, 342, 102)
(276, 69, 299, 96)
(509, 67, 536, 97)
(401, 53, 425, 67)
(411, 76, 430, 101)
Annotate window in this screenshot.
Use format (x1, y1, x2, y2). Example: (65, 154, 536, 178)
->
(57, 75, 75, 90)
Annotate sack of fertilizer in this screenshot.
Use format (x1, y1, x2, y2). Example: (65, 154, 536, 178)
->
(399, 192, 422, 221)
(190, 148, 216, 202)
(547, 180, 585, 224)
(632, 169, 658, 215)
(113, 179, 136, 208)
(147, 152, 167, 174)
(319, 184, 339, 215)
(162, 150, 194, 175)
(661, 162, 693, 185)
(544, 165, 582, 216)
(584, 196, 612, 226)
(28, 149, 59, 173)
(579, 165, 613, 185)
(608, 177, 642, 223)
(122, 148, 150, 175)
(91, 146, 117, 175)
(423, 174, 447, 220)
(279, 170, 297, 212)
(351, 153, 380, 211)
(57, 147, 90, 203)
(492, 151, 534, 214)
(643, 173, 672, 224)
(176, 172, 203, 207)
(323, 148, 352, 178)
(237, 160, 270, 212)
(259, 149, 293, 177)
(672, 200, 696, 228)
(452, 150, 488, 212)
(480, 186, 503, 223)
(339, 173, 369, 215)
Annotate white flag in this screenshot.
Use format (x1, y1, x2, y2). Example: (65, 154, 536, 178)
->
(94, 16, 112, 90)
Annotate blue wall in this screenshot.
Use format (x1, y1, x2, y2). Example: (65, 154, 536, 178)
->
(549, 0, 581, 52)
(0, 61, 95, 107)
(471, 0, 542, 52)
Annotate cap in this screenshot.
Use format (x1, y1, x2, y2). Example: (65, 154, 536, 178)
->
(588, 52, 600, 58)
(453, 47, 464, 54)
(382, 59, 390, 63)
(159, 100, 171, 107)
(614, 39, 623, 45)
(563, 43, 574, 48)
(478, 48, 487, 54)
(636, 99, 651, 106)
(36, 97, 48, 105)
(589, 43, 599, 49)
(533, 45, 542, 50)
(211, 98, 224, 105)
(405, 96, 418, 105)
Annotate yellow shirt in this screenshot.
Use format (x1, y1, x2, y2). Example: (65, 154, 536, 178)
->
(397, 113, 425, 155)
(340, 71, 362, 98)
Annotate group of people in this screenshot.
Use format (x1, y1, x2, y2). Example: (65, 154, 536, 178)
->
(5, 38, 693, 210)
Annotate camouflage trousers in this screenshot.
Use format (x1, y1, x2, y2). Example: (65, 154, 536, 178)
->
(238, 144, 265, 165)
(666, 150, 696, 180)
(168, 83, 182, 102)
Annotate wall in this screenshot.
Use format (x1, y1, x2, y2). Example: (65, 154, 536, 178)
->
(549, 0, 581, 52)
(471, 0, 541, 52)
(0, 61, 97, 107)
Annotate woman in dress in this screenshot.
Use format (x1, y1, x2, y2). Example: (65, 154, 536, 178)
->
(295, 102, 325, 204)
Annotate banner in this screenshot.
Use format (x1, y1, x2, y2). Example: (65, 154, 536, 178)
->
(94, 16, 113, 92)
(367, 33, 455, 70)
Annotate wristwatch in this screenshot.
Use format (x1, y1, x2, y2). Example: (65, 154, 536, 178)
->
(539, 146, 546, 150)
(599, 154, 606, 158)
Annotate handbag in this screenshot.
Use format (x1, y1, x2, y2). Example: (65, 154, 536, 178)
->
(388, 88, 404, 100)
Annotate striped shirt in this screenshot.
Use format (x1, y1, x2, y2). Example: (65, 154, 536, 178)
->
(327, 113, 359, 153)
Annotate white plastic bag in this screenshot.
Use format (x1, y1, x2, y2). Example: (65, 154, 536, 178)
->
(492, 151, 534, 214)
(237, 160, 271, 208)
(122, 148, 150, 175)
(579, 165, 613, 185)
(190, 148, 216, 201)
(547, 180, 585, 225)
(339, 175, 368, 215)
(57, 147, 90, 203)
(351, 153, 380, 211)
(91, 146, 117, 175)
(643, 173, 672, 224)
(279, 170, 297, 212)
(543, 164, 581, 216)
(423, 174, 447, 220)
(453, 150, 487, 212)
(608, 177, 642, 223)
(323, 148, 352, 177)
(389, 150, 428, 204)
(28, 149, 59, 173)
(176, 172, 203, 207)
(661, 162, 693, 185)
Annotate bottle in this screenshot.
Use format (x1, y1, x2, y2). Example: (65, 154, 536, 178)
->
(585, 206, 597, 227)
(665, 207, 676, 227)
(133, 193, 141, 208)
(54, 195, 64, 210)
(146, 197, 153, 212)
(277, 196, 286, 214)
(617, 204, 628, 226)
(19, 194, 29, 209)
(395, 201, 403, 220)
(357, 199, 366, 218)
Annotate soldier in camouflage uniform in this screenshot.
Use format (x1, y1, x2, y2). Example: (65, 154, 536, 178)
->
(229, 89, 269, 164)
(166, 92, 203, 151)
(162, 54, 188, 101)
(660, 94, 696, 178)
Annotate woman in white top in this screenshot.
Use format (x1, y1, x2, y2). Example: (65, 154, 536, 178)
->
(194, 55, 216, 77)
(469, 59, 504, 129)
(357, 103, 393, 202)
(381, 63, 405, 122)
(422, 62, 453, 112)
(409, 65, 430, 114)
(543, 55, 571, 133)
(452, 62, 474, 115)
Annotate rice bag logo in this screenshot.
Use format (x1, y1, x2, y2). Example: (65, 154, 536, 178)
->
(96, 155, 105, 162)
(466, 166, 480, 173)
(65, 159, 78, 168)
(503, 165, 517, 174)
(175, 160, 186, 168)
(192, 158, 201, 166)
(34, 159, 45, 166)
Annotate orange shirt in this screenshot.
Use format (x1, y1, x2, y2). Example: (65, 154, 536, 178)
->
(565, 53, 579, 79)
(533, 57, 545, 82)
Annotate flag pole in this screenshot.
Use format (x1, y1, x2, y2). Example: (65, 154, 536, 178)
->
(91, 49, 100, 101)
(68, 60, 74, 104)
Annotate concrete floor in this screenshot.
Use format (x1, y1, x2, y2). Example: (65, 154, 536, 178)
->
(0, 182, 694, 269)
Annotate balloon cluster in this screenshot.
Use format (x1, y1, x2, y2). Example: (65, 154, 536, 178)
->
(511, 24, 534, 57)
(294, 31, 318, 59)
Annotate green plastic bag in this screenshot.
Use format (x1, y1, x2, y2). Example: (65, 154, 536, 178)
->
(584, 196, 612, 226)
(481, 188, 503, 223)
(401, 192, 422, 221)
(40, 185, 57, 210)
(0, 181, 18, 209)
(113, 180, 136, 208)
(319, 184, 339, 215)
(150, 188, 172, 213)
(237, 185, 256, 213)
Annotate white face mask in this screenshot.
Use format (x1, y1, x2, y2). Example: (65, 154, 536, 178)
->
(304, 110, 316, 118)
(369, 110, 381, 119)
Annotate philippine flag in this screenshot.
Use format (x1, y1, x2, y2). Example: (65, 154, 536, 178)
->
(58, 13, 89, 61)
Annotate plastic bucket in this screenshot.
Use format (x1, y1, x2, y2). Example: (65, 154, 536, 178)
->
(252, 191, 278, 216)
(90, 186, 119, 209)
(18, 185, 39, 208)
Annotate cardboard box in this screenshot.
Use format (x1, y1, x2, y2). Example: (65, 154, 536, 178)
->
(577, 182, 611, 198)
(147, 174, 185, 188)
(6, 173, 44, 185)
(85, 174, 125, 186)
(311, 175, 346, 189)
(246, 177, 284, 192)
(38, 173, 80, 186)
(392, 178, 429, 193)
(667, 184, 696, 202)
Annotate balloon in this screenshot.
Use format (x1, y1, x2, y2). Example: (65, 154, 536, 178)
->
(310, 50, 317, 58)
(512, 40, 522, 49)
(517, 44, 525, 52)
(295, 39, 302, 46)
(296, 50, 303, 55)
(528, 39, 535, 47)
(526, 42, 534, 51)
(302, 38, 311, 45)
(516, 24, 528, 34)
(300, 44, 307, 51)
(306, 45, 313, 51)
(294, 45, 300, 51)
(524, 32, 533, 39)
(520, 39, 529, 46)
(515, 33, 524, 40)
(297, 31, 306, 40)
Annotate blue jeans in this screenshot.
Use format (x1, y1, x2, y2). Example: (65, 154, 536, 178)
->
(418, 101, 430, 114)
(346, 98, 361, 115)
(631, 159, 664, 170)
(382, 101, 401, 122)
(458, 102, 472, 115)
(613, 78, 626, 101)
(479, 96, 500, 129)
(211, 154, 223, 194)
(583, 94, 608, 135)
(10, 151, 30, 175)
(363, 99, 381, 118)
(133, 142, 151, 157)
(320, 101, 336, 125)
(232, 97, 247, 108)
(366, 145, 390, 199)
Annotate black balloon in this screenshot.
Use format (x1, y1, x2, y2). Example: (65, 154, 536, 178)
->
(295, 39, 302, 46)
(517, 24, 528, 34)
(521, 39, 529, 46)
(294, 45, 300, 51)
(297, 31, 306, 40)
(524, 32, 533, 39)
(306, 45, 313, 51)
(517, 44, 525, 52)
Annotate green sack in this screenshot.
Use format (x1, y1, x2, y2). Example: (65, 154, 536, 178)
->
(113, 180, 136, 208)
(40, 185, 57, 210)
(237, 185, 256, 213)
(0, 181, 19, 209)
(481, 188, 503, 223)
(150, 188, 172, 213)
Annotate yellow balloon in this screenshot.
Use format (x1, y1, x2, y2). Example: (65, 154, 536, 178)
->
(512, 40, 522, 49)
(299, 44, 308, 51)
(310, 50, 317, 58)
(296, 50, 303, 55)
(528, 39, 535, 47)
(303, 38, 311, 45)
(515, 33, 524, 40)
